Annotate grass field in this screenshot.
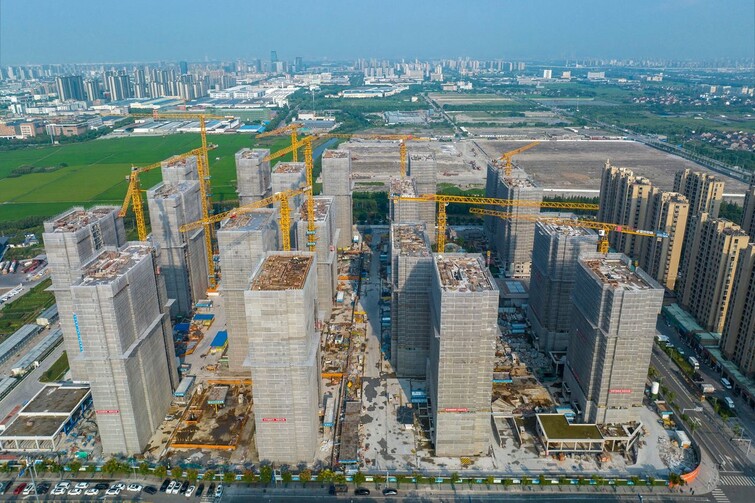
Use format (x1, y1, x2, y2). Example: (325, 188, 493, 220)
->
(0, 134, 291, 223)
(0, 278, 55, 336)
(40, 351, 69, 382)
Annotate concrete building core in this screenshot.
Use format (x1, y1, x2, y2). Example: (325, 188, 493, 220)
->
(147, 181, 209, 317)
(528, 221, 598, 353)
(390, 224, 433, 377)
(296, 197, 338, 321)
(322, 149, 353, 248)
(42, 206, 127, 382)
(235, 148, 272, 205)
(678, 214, 750, 333)
(70, 243, 176, 455)
(161, 154, 198, 185)
(721, 244, 755, 376)
(428, 254, 498, 457)
(245, 253, 320, 464)
(217, 209, 278, 372)
(564, 253, 664, 425)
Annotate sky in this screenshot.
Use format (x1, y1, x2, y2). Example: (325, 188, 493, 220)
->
(0, 0, 753, 65)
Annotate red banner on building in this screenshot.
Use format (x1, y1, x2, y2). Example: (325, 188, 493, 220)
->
(443, 408, 469, 413)
(609, 389, 632, 394)
(96, 409, 120, 415)
(262, 417, 287, 423)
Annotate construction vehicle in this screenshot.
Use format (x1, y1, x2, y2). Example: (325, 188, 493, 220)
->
(119, 146, 210, 241)
(179, 186, 310, 252)
(494, 141, 540, 177)
(469, 207, 669, 254)
(393, 194, 600, 252)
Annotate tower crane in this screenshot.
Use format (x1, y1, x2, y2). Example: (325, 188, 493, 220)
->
(119, 146, 212, 241)
(179, 186, 311, 252)
(468, 207, 669, 254)
(257, 123, 303, 162)
(495, 141, 540, 177)
(393, 193, 600, 252)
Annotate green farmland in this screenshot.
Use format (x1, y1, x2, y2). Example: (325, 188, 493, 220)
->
(0, 134, 291, 224)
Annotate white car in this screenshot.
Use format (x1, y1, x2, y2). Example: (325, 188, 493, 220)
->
(67, 488, 83, 496)
(168, 481, 181, 495)
(85, 488, 99, 496)
(51, 487, 67, 496)
(56, 481, 71, 489)
(22, 484, 35, 495)
(215, 484, 223, 498)
(113, 482, 126, 490)
(127, 483, 143, 492)
(75, 481, 89, 489)
(105, 487, 121, 496)
(185, 485, 195, 497)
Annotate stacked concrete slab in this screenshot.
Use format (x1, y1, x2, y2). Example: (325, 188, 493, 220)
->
(322, 149, 353, 248)
(428, 254, 498, 457)
(564, 253, 664, 424)
(528, 221, 598, 353)
(70, 243, 176, 455)
(245, 253, 320, 464)
(161, 155, 199, 184)
(42, 206, 127, 382)
(296, 197, 338, 321)
(390, 224, 433, 376)
(217, 210, 278, 372)
(147, 181, 208, 317)
(235, 148, 272, 205)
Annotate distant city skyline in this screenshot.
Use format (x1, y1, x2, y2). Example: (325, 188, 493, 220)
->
(1, 0, 753, 66)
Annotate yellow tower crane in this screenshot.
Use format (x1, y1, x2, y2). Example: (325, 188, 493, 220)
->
(393, 193, 600, 252)
(495, 141, 540, 177)
(468, 207, 669, 254)
(257, 123, 302, 161)
(179, 186, 311, 252)
(119, 147, 210, 241)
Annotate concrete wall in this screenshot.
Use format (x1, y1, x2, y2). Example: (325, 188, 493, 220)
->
(235, 148, 272, 205)
(322, 150, 353, 248)
(161, 155, 198, 185)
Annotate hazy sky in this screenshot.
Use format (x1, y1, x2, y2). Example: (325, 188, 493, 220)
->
(1, 0, 753, 65)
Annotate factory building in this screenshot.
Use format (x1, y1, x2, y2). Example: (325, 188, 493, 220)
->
(721, 244, 755, 376)
(296, 197, 339, 321)
(528, 222, 598, 353)
(742, 181, 755, 239)
(42, 206, 127, 382)
(678, 214, 750, 333)
(70, 243, 176, 455)
(428, 254, 498, 456)
(322, 149, 353, 248)
(161, 154, 199, 185)
(563, 253, 664, 424)
(673, 168, 724, 227)
(390, 224, 433, 376)
(245, 253, 320, 464)
(147, 180, 209, 317)
(217, 210, 278, 372)
(235, 148, 272, 205)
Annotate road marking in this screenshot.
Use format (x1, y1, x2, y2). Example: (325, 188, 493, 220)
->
(711, 488, 730, 502)
(719, 475, 755, 486)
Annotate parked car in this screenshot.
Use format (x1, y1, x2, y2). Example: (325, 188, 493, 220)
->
(382, 487, 398, 495)
(51, 486, 67, 496)
(85, 488, 99, 496)
(160, 479, 171, 492)
(196, 483, 205, 497)
(215, 484, 223, 498)
(144, 486, 158, 495)
(329, 484, 348, 495)
(94, 482, 109, 490)
(180, 480, 190, 493)
(74, 481, 89, 489)
(22, 483, 35, 496)
(36, 482, 50, 494)
(185, 485, 196, 497)
(0, 481, 12, 494)
(105, 487, 121, 496)
(67, 488, 83, 496)
(355, 487, 371, 495)
(127, 483, 143, 492)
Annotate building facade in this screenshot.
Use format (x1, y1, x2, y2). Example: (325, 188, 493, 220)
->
(235, 148, 272, 205)
(322, 149, 353, 248)
(721, 244, 755, 376)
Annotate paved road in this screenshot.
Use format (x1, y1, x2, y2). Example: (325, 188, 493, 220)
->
(0, 341, 64, 420)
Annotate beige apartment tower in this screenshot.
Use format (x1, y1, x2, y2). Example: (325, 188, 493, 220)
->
(673, 168, 724, 226)
(640, 191, 689, 290)
(721, 244, 755, 376)
(742, 181, 755, 239)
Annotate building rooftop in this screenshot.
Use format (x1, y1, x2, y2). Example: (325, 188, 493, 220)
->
(150, 180, 196, 199)
(21, 385, 90, 415)
(392, 224, 430, 256)
(220, 209, 274, 230)
(273, 161, 306, 174)
(583, 256, 656, 291)
(435, 254, 494, 292)
(299, 197, 332, 222)
(323, 149, 349, 159)
(503, 170, 538, 188)
(538, 220, 597, 237)
(79, 244, 152, 285)
(237, 148, 268, 160)
(250, 254, 313, 291)
(537, 414, 603, 440)
(390, 177, 417, 197)
(162, 155, 196, 167)
(45, 207, 117, 233)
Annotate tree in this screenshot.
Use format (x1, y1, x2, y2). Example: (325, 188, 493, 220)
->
(259, 465, 273, 484)
(154, 465, 167, 479)
(333, 473, 347, 484)
(138, 462, 150, 477)
(449, 472, 460, 488)
(187, 469, 199, 483)
(281, 471, 293, 486)
(539, 474, 546, 485)
(299, 469, 312, 487)
(631, 476, 641, 486)
(484, 475, 495, 488)
(316, 469, 333, 485)
(67, 461, 82, 473)
(353, 471, 366, 487)
(171, 467, 183, 480)
(223, 471, 236, 484)
(203, 469, 215, 482)
(103, 458, 120, 476)
(242, 470, 257, 484)
(503, 478, 513, 489)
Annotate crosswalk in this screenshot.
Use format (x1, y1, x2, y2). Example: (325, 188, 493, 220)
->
(719, 475, 755, 486)
(711, 488, 730, 502)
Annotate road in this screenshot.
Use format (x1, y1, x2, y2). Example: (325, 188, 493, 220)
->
(0, 340, 64, 420)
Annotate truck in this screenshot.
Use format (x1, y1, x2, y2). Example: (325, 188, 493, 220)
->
(698, 382, 714, 394)
(687, 356, 700, 370)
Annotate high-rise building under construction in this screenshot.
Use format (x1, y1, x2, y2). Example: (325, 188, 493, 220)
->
(322, 149, 353, 248)
(235, 148, 272, 205)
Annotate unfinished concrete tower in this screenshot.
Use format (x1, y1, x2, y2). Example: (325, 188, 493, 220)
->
(322, 149, 353, 248)
(408, 152, 437, 235)
(528, 221, 598, 353)
(428, 254, 498, 457)
(296, 197, 338, 321)
(563, 253, 664, 424)
(235, 148, 271, 205)
(390, 223, 433, 377)
(70, 243, 176, 455)
(161, 154, 199, 184)
(389, 177, 435, 232)
(217, 210, 278, 372)
(271, 161, 307, 245)
(245, 253, 320, 464)
(42, 206, 127, 382)
(147, 180, 209, 317)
